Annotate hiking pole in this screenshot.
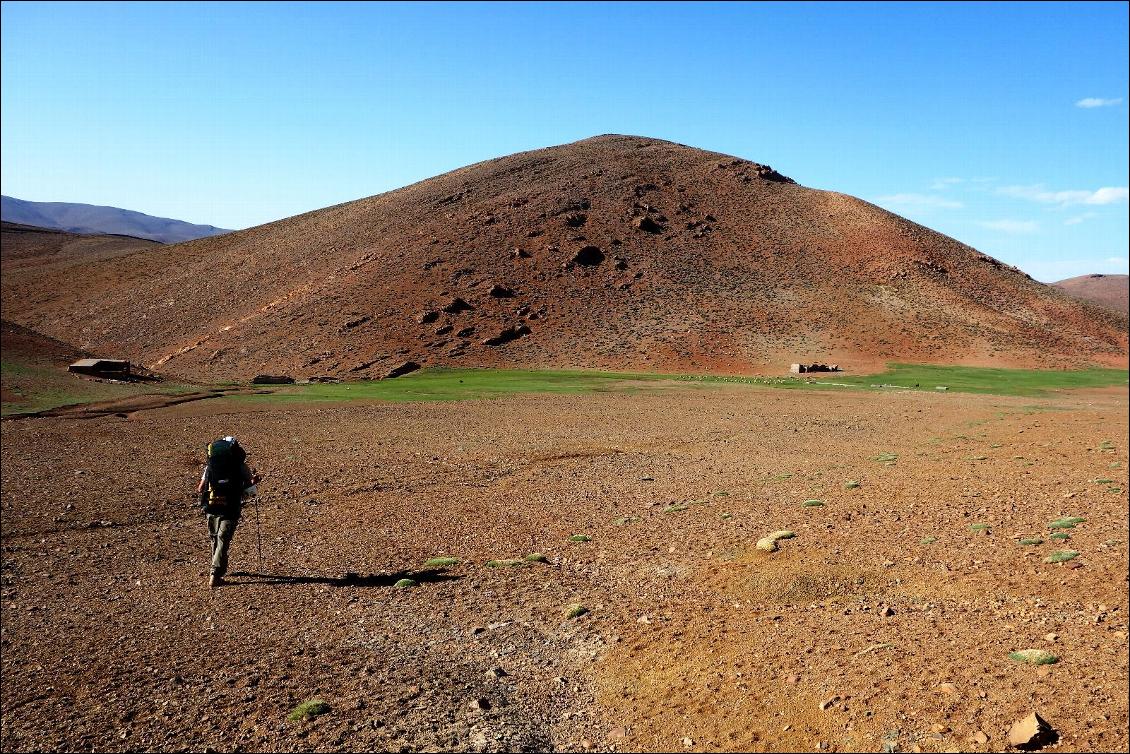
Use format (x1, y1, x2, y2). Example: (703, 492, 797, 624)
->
(254, 492, 264, 573)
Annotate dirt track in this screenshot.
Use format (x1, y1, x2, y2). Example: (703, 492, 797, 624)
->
(1, 384, 1127, 752)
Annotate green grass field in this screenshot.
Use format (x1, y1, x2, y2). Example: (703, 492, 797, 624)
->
(228, 363, 1128, 406)
(232, 368, 668, 404)
(0, 360, 193, 417)
(687, 363, 1128, 398)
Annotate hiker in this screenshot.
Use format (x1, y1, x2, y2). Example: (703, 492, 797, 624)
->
(196, 436, 261, 588)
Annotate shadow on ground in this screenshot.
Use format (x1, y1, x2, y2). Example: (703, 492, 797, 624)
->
(225, 569, 461, 588)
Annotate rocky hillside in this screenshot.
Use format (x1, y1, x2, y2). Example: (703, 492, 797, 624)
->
(1053, 274, 1128, 317)
(2, 136, 1126, 380)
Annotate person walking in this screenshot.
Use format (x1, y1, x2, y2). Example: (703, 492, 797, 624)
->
(196, 436, 260, 588)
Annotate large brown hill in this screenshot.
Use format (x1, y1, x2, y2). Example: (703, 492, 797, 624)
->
(2, 136, 1126, 380)
(1053, 274, 1128, 317)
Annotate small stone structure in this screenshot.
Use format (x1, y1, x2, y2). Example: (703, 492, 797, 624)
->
(68, 358, 130, 378)
(251, 374, 296, 384)
(790, 363, 842, 374)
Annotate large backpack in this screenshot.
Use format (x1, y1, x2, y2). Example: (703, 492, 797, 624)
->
(206, 438, 247, 509)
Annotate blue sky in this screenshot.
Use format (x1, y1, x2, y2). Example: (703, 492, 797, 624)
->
(2, 1, 1126, 281)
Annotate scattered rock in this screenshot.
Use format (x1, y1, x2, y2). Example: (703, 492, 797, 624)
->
(756, 530, 796, 552)
(571, 246, 604, 266)
(879, 606, 895, 617)
(972, 730, 989, 744)
(469, 698, 491, 711)
(1007, 712, 1055, 750)
(819, 696, 840, 711)
(383, 361, 420, 379)
(417, 310, 440, 324)
(442, 297, 473, 314)
(481, 324, 531, 347)
(635, 215, 664, 233)
(487, 284, 514, 298)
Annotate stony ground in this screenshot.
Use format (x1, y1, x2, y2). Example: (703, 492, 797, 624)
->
(1, 383, 1127, 752)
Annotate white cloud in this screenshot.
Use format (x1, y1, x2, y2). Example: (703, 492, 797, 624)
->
(1075, 97, 1124, 108)
(930, 177, 963, 190)
(977, 219, 1040, 234)
(997, 184, 1129, 206)
(1064, 212, 1098, 226)
(1107, 257, 1126, 264)
(875, 193, 963, 209)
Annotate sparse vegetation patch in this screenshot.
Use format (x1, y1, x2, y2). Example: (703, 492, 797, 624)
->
(564, 604, 588, 619)
(1009, 649, 1058, 665)
(288, 699, 331, 721)
(485, 559, 525, 568)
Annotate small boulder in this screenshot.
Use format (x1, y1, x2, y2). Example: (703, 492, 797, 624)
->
(383, 361, 421, 379)
(635, 215, 664, 233)
(417, 310, 440, 324)
(1007, 712, 1055, 750)
(756, 530, 796, 552)
(488, 284, 515, 298)
(571, 246, 604, 266)
(482, 324, 531, 347)
(442, 297, 473, 314)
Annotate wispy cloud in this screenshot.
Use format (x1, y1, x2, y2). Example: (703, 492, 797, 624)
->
(997, 184, 1129, 206)
(875, 193, 963, 209)
(929, 177, 963, 190)
(1064, 212, 1098, 226)
(977, 219, 1039, 234)
(1075, 97, 1124, 108)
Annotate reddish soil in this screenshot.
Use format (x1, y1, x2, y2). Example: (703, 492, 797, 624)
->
(1, 384, 1126, 752)
(2, 137, 1125, 381)
(1053, 274, 1129, 317)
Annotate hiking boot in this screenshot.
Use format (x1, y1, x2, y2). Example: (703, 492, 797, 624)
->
(209, 574, 225, 588)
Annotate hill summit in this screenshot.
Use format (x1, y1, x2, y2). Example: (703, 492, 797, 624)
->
(1, 135, 1126, 379)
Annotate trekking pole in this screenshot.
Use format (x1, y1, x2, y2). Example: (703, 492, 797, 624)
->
(254, 492, 264, 573)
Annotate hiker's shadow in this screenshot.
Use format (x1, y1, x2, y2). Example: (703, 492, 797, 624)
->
(227, 569, 462, 588)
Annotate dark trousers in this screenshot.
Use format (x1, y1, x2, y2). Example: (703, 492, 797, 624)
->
(207, 514, 239, 576)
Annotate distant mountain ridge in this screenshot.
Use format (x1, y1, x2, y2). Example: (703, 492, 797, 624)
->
(1, 195, 231, 244)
